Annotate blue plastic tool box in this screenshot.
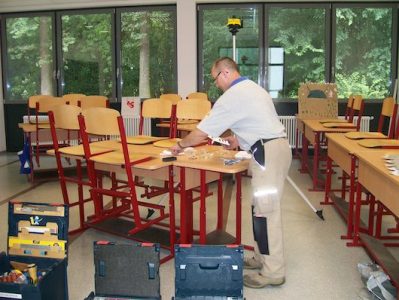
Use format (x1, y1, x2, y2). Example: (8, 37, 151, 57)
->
(85, 241, 161, 300)
(173, 244, 244, 300)
(0, 201, 68, 300)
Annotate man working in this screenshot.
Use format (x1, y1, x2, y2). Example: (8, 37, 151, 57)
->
(170, 57, 292, 288)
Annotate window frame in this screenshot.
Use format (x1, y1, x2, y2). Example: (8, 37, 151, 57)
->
(197, 2, 398, 101)
(115, 5, 178, 100)
(55, 8, 117, 100)
(331, 3, 397, 99)
(1, 11, 57, 104)
(197, 3, 263, 95)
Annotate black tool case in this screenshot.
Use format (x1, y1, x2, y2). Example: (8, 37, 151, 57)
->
(85, 241, 161, 300)
(173, 244, 244, 300)
(0, 201, 69, 300)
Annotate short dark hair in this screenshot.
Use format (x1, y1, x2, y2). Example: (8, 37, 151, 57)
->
(212, 57, 239, 72)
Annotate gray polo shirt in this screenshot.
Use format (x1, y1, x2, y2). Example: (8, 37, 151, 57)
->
(197, 79, 286, 151)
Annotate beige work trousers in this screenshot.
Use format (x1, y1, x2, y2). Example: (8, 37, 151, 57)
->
(250, 138, 292, 279)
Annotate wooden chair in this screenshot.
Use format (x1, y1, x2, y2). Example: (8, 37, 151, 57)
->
(78, 107, 175, 261)
(30, 96, 67, 168)
(348, 95, 364, 131)
(140, 98, 176, 138)
(48, 104, 94, 234)
(77, 95, 109, 109)
(344, 95, 355, 120)
(160, 93, 182, 105)
(27, 95, 54, 123)
(377, 97, 397, 138)
(62, 93, 86, 105)
(174, 98, 211, 137)
(186, 92, 208, 100)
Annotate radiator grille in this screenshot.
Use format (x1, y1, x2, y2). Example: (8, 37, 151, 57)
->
(122, 117, 151, 136)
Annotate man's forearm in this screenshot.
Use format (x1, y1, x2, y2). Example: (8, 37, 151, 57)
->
(179, 128, 208, 148)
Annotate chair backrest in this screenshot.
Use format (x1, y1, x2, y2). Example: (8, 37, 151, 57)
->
(28, 95, 54, 109)
(141, 98, 173, 119)
(344, 95, 355, 120)
(82, 107, 121, 136)
(48, 104, 82, 153)
(62, 93, 86, 106)
(140, 98, 175, 137)
(78, 95, 109, 109)
(186, 92, 208, 100)
(50, 104, 82, 131)
(160, 93, 182, 105)
(348, 95, 364, 130)
(378, 97, 398, 138)
(176, 98, 211, 120)
(36, 96, 67, 113)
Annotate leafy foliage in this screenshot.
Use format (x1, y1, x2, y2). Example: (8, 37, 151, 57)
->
(200, 5, 393, 100)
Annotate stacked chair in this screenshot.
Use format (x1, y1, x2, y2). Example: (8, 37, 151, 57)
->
(78, 107, 176, 262)
(186, 92, 208, 100)
(25, 95, 67, 172)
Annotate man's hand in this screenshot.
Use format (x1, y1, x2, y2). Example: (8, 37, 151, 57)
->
(223, 135, 239, 150)
(170, 143, 183, 155)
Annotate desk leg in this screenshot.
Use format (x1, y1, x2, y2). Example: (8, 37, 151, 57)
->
(235, 172, 242, 245)
(310, 132, 321, 191)
(217, 173, 223, 230)
(76, 159, 85, 230)
(322, 156, 333, 204)
(300, 130, 308, 173)
(168, 165, 176, 256)
(199, 170, 207, 244)
(343, 154, 357, 240)
(348, 181, 362, 247)
(179, 167, 188, 243)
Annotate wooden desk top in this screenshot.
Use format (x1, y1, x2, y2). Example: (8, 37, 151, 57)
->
(356, 150, 399, 217)
(357, 139, 399, 149)
(18, 123, 37, 133)
(326, 133, 376, 155)
(173, 145, 249, 174)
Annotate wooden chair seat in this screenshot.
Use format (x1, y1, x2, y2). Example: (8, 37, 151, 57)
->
(345, 132, 387, 140)
(358, 139, 399, 148)
(89, 151, 152, 165)
(323, 122, 357, 128)
(125, 135, 168, 145)
(319, 118, 349, 124)
(153, 138, 182, 148)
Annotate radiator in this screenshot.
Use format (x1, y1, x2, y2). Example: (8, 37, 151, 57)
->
(122, 117, 151, 136)
(278, 116, 372, 148)
(23, 116, 152, 136)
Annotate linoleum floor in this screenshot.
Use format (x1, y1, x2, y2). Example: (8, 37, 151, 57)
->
(0, 152, 397, 300)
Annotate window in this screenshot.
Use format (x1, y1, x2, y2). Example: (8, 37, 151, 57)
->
(267, 6, 328, 98)
(118, 6, 177, 99)
(59, 10, 115, 98)
(2, 14, 55, 101)
(199, 3, 397, 100)
(333, 6, 393, 98)
(1, 6, 177, 102)
(198, 5, 261, 101)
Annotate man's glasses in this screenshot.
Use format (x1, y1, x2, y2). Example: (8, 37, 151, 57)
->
(213, 71, 221, 83)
